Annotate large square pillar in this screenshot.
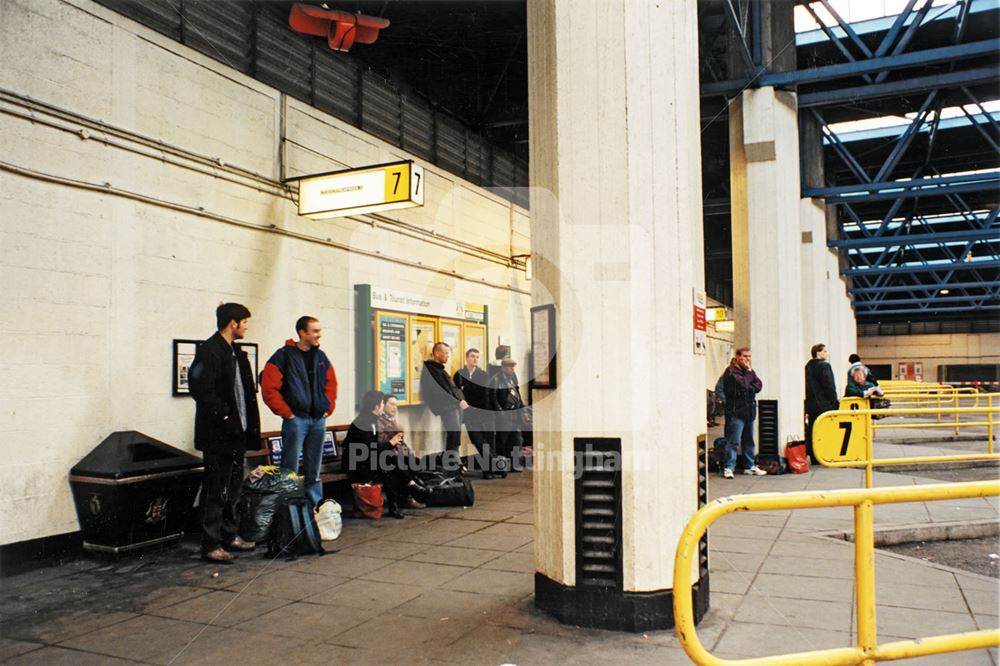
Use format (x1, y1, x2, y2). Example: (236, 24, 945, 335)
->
(730, 88, 807, 443)
(528, 0, 708, 631)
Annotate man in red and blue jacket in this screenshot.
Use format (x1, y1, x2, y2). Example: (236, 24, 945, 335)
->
(260, 316, 338, 506)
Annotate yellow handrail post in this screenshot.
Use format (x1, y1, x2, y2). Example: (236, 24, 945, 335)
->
(855, 499, 877, 666)
(936, 393, 941, 422)
(989, 394, 995, 455)
(954, 400, 961, 437)
(865, 411, 874, 489)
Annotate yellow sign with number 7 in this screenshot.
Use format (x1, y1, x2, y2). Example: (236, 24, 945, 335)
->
(813, 408, 871, 464)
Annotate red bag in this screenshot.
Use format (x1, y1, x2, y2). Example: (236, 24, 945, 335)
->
(785, 440, 810, 474)
(352, 483, 383, 519)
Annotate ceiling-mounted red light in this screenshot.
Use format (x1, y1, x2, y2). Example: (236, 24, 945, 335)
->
(289, 3, 390, 52)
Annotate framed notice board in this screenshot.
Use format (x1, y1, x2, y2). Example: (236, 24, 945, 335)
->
(376, 312, 409, 404)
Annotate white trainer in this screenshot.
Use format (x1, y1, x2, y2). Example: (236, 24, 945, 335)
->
(723, 468, 734, 479)
(743, 465, 767, 476)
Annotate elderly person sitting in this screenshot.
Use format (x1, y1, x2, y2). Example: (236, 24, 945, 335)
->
(845, 365, 885, 399)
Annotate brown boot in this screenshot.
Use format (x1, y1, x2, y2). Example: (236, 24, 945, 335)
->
(225, 537, 256, 552)
(201, 547, 236, 564)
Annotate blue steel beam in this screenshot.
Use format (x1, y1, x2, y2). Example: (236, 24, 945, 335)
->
(842, 259, 1000, 277)
(830, 228, 1000, 249)
(854, 304, 1000, 315)
(700, 38, 999, 96)
(854, 292, 1000, 307)
(805, 172, 1000, 200)
(849, 280, 1000, 294)
(798, 66, 998, 108)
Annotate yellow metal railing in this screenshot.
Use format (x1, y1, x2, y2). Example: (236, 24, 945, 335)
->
(813, 404, 999, 487)
(673, 481, 1000, 666)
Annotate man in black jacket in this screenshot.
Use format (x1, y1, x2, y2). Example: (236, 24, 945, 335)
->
(420, 342, 468, 466)
(453, 348, 495, 478)
(805, 343, 838, 464)
(189, 303, 261, 564)
(489, 358, 524, 467)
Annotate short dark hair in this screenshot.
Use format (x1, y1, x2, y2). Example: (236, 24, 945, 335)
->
(432, 342, 450, 353)
(359, 390, 385, 414)
(810, 343, 826, 359)
(466, 348, 480, 357)
(734, 347, 750, 358)
(848, 353, 861, 364)
(296, 316, 319, 335)
(216, 302, 251, 330)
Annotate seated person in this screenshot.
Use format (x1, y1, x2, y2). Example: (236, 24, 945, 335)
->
(376, 427, 426, 515)
(846, 366, 885, 399)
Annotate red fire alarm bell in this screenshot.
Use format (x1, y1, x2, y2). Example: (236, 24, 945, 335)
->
(289, 3, 390, 52)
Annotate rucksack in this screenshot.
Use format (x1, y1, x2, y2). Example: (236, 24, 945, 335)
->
(267, 496, 325, 560)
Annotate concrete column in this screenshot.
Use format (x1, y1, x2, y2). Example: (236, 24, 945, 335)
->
(730, 87, 806, 443)
(527, 0, 708, 631)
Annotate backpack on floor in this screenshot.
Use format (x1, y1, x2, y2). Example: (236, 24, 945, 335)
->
(708, 437, 728, 472)
(267, 496, 325, 560)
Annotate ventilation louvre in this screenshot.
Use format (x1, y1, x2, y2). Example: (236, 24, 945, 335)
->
(575, 438, 622, 589)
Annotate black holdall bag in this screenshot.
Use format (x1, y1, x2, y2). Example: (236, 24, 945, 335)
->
(414, 471, 475, 507)
(267, 496, 326, 560)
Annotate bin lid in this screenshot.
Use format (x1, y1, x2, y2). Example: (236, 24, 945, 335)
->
(70, 431, 203, 480)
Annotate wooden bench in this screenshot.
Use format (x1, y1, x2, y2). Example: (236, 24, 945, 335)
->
(247, 423, 351, 483)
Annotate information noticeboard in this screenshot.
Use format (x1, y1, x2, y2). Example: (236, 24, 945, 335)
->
(376, 312, 409, 403)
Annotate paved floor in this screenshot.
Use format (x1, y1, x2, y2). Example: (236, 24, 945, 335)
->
(2, 439, 998, 665)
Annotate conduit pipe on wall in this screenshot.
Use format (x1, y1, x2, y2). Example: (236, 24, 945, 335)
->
(0, 88, 526, 271)
(0, 158, 530, 296)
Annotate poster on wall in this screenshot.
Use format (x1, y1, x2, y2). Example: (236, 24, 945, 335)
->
(376, 313, 408, 402)
(530, 304, 556, 389)
(463, 323, 486, 362)
(693, 289, 707, 355)
(173, 339, 201, 396)
(440, 320, 463, 377)
(410, 317, 437, 403)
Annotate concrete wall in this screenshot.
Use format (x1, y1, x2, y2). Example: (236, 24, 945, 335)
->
(858, 333, 1000, 381)
(0, 0, 530, 545)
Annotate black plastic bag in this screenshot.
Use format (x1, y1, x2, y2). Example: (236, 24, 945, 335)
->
(239, 467, 304, 543)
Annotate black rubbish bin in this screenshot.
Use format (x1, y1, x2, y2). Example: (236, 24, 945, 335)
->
(69, 431, 203, 555)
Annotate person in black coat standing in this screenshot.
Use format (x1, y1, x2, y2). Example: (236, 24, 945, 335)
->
(420, 342, 468, 468)
(189, 303, 261, 564)
(804, 343, 838, 464)
(489, 359, 525, 468)
(453, 348, 496, 478)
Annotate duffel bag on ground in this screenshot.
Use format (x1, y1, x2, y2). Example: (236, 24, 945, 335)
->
(415, 471, 475, 507)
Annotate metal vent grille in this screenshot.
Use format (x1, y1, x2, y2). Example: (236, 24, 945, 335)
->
(757, 399, 779, 460)
(697, 434, 709, 579)
(575, 438, 622, 589)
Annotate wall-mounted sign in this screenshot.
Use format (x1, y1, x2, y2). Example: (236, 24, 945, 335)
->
(370, 286, 483, 321)
(377, 313, 408, 402)
(693, 290, 707, 355)
(295, 160, 424, 219)
(705, 306, 727, 322)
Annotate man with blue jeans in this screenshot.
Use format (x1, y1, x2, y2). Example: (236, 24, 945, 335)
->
(720, 347, 766, 478)
(261, 316, 338, 506)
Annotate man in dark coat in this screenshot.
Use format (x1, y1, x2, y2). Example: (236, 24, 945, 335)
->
(805, 342, 839, 464)
(720, 347, 765, 478)
(453, 348, 496, 478)
(189, 302, 261, 563)
(489, 359, 525, 468)
(420, 342, 468, 466)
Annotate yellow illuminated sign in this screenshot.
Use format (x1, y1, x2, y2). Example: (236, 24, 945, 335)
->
(296, 160, 424, 219)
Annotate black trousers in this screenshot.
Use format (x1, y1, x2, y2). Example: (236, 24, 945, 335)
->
(201, 448, 245, 552)
(440, 409, 462, 452)
(463, 414, 495, 457)
(494, 411, 523, 459)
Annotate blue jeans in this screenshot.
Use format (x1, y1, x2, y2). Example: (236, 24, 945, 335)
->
(281, 415, 326, 506)
(724, 416, 756, 472)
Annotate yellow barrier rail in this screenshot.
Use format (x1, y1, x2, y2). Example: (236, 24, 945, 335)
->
(813, 405, 999, 487)
(673, 481, 1000, 666)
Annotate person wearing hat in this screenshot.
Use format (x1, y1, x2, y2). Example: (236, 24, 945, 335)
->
(489, 358, 524, 469)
